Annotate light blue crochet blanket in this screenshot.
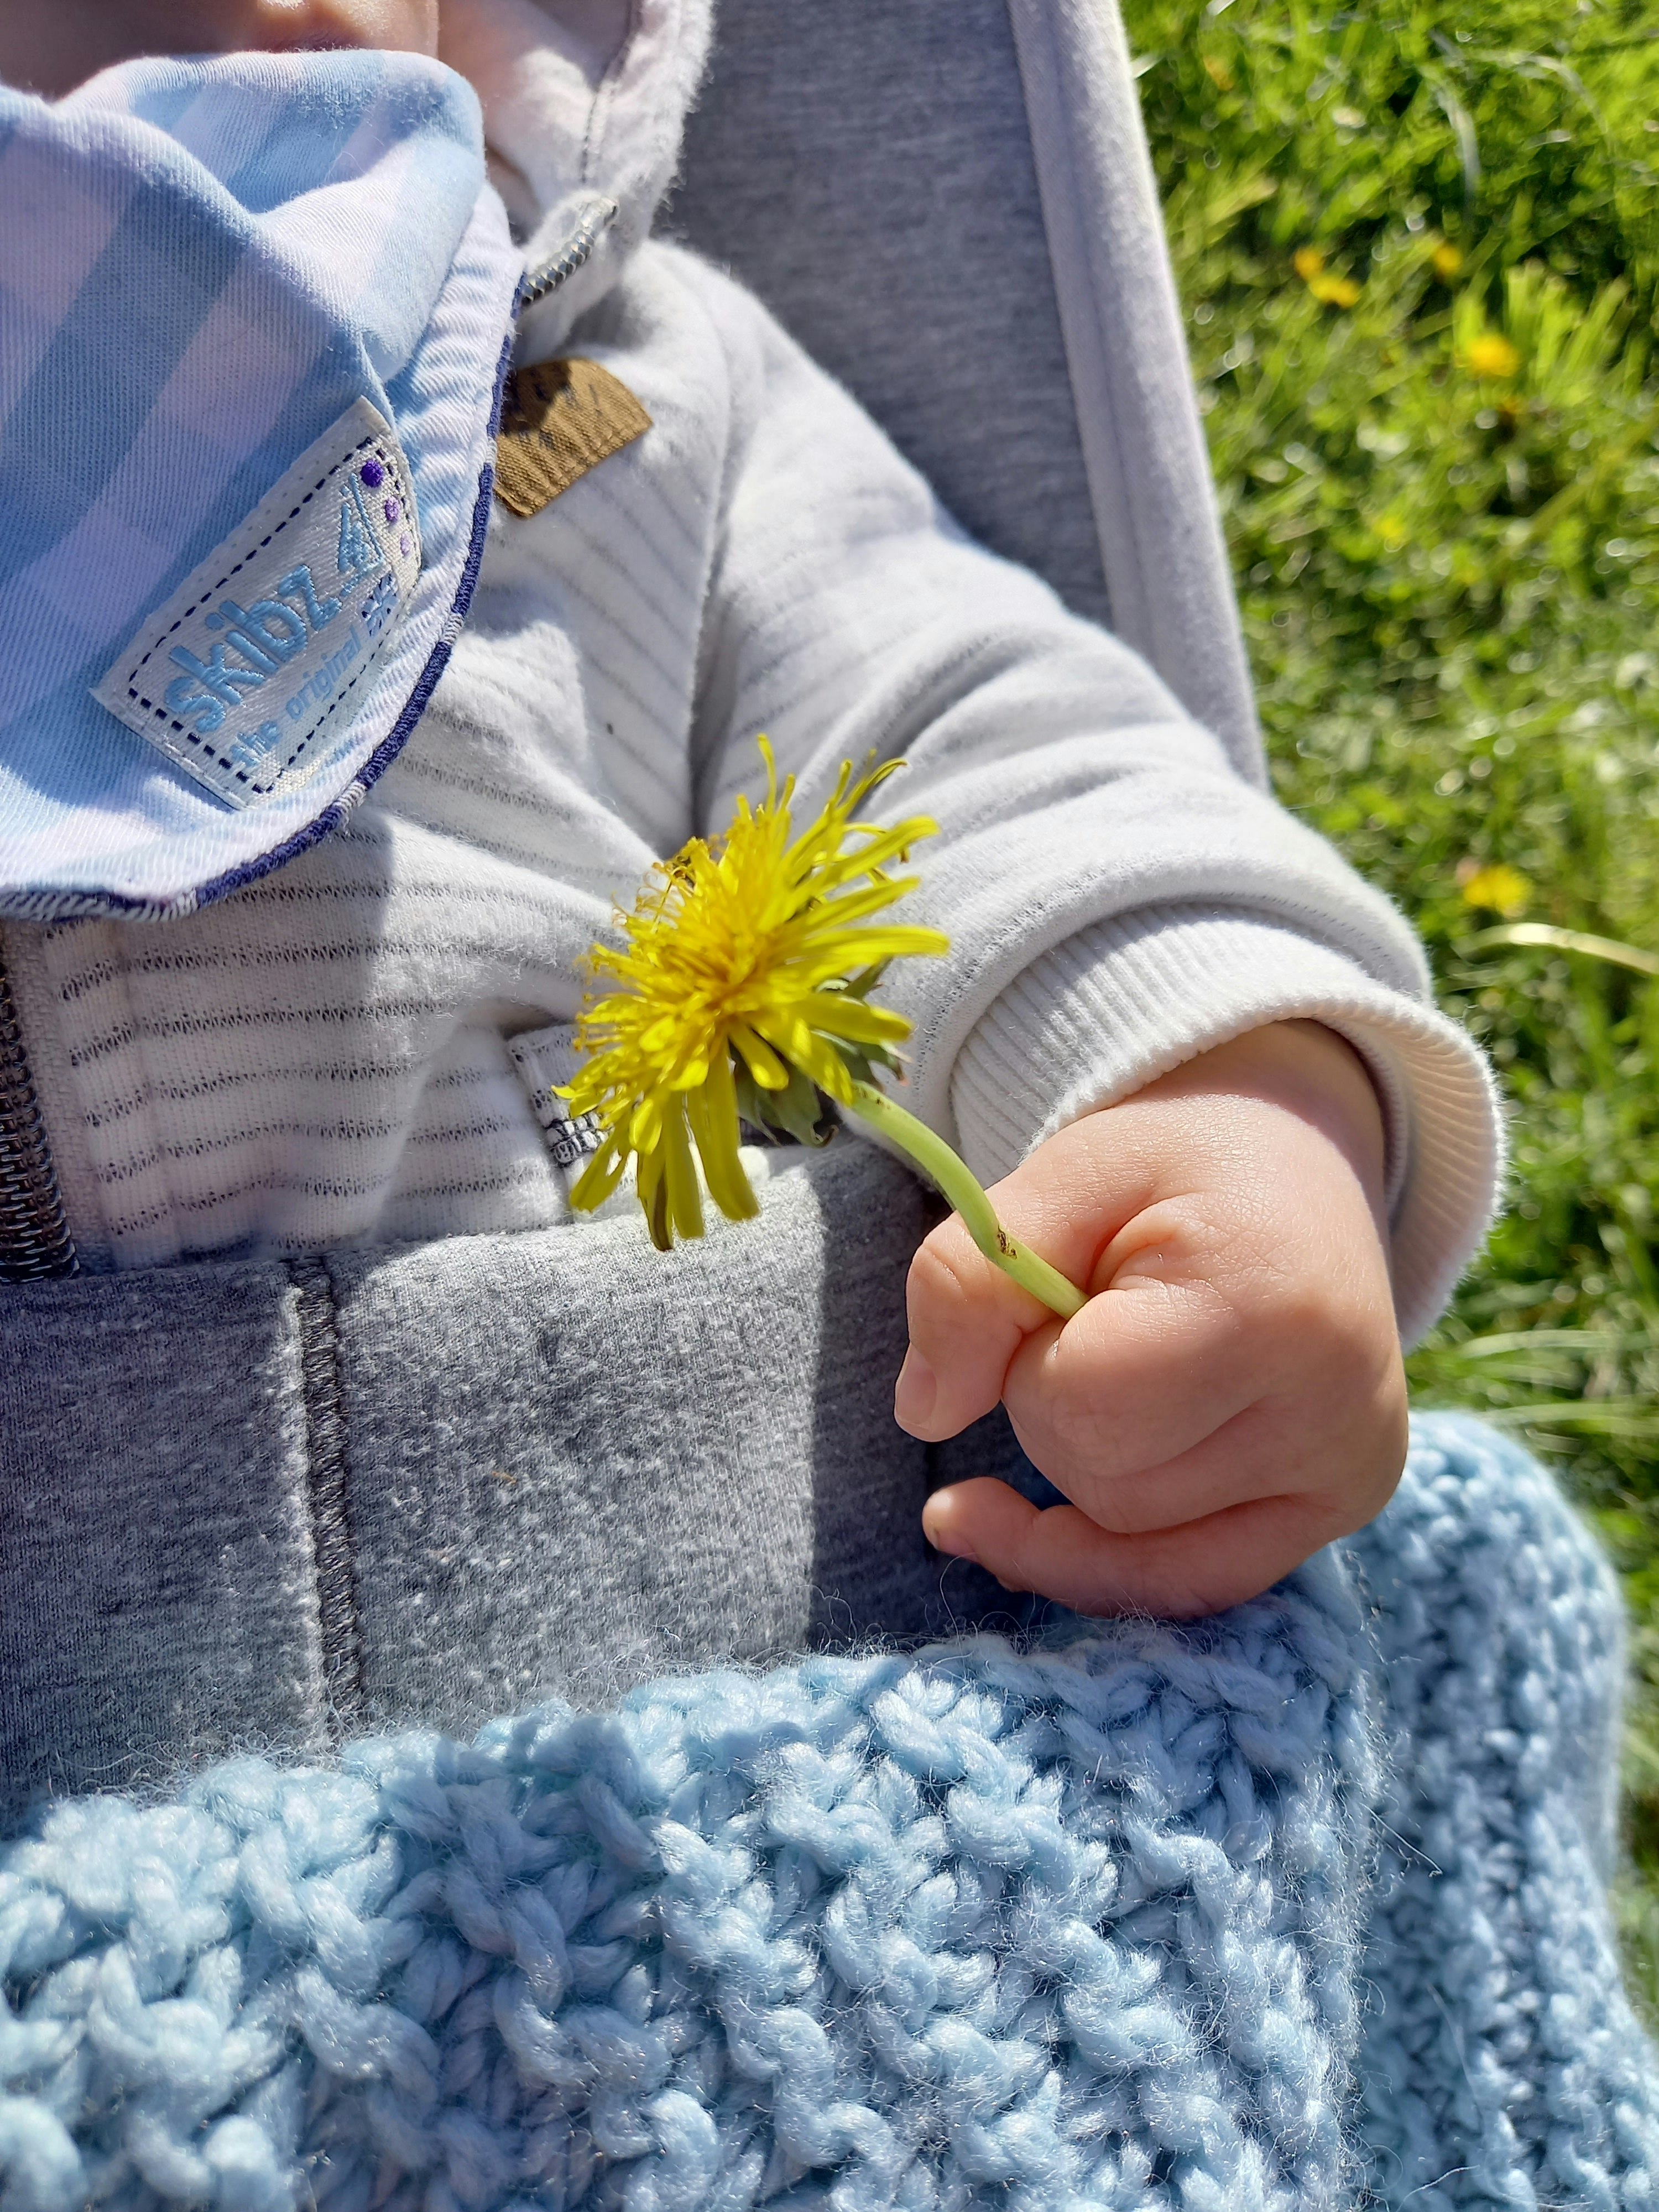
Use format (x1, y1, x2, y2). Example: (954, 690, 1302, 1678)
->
(2, 1415, 1655, 2211)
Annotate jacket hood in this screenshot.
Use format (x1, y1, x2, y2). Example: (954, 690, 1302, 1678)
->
(439, 0, 713, 348)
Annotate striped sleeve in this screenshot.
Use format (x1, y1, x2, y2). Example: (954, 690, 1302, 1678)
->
(686, 255, 1501, 1339)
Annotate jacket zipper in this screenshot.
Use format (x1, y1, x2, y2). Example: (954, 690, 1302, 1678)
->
(0, 955, 77, 1282)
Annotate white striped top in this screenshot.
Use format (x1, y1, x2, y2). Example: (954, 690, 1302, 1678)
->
(7, 246, 1500, 1341)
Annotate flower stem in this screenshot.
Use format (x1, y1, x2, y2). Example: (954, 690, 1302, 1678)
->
(842, 1080, 1087, 1320)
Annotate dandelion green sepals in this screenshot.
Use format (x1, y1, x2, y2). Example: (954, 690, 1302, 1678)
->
(841, 1079, 1087, 1321)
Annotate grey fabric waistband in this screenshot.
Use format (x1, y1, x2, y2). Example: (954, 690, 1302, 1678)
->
(0, 1139, 1042, 1825)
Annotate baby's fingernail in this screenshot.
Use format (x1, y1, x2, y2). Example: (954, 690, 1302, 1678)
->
(894, 1346, 938, 1431)
(930, 1527, 980, 1567)
(922, 1493, 979, 1565)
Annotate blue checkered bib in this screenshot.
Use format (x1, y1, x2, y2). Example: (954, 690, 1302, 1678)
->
(0, 51, 520, 919)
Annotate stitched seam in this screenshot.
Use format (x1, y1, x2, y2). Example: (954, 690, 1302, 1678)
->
(581, 0, 641, 186)
(291, 1258, 365, 1734)
(119, 433, 402, 676)
(115, 430, 416, 798)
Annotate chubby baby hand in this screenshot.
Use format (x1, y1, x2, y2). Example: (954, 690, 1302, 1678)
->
(898, 1020, 1407, 1617)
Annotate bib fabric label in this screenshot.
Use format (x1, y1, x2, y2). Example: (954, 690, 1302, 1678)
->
(493, 357, 651, 519)
(508, 1020, 606, 1175)
(93, 400, 422, 810)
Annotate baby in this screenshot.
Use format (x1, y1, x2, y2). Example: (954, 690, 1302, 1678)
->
(0, 0, 1496, 1628)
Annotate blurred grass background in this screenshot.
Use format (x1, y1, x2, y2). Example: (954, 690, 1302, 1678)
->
(1119, 0, 1659, 2001)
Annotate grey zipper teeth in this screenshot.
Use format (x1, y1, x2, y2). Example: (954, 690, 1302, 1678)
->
(0, 957, 77, 1282)
(518, 196, 619, 312)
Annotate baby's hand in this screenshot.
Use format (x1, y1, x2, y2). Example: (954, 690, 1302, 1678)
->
(900, 1021, 1407, 1617)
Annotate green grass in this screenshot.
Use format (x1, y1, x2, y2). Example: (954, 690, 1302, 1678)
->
(1120, 0, 1659, 2002)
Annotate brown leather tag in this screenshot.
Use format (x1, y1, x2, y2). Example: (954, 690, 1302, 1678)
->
(493, 357, 653, 518)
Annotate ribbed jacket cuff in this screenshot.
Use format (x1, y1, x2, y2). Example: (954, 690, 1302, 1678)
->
(948, 906, 1504, 1347)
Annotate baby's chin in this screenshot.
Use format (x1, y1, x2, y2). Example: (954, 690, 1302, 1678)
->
(1, 0, 440, 99)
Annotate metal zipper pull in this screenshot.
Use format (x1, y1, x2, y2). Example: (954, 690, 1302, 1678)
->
(518, 195, 618, 315)
(0, 957, 77, 1281)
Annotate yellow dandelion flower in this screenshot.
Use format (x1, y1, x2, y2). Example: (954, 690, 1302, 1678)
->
(563, 742, 948, 1250)
(1461, 862, 1532, 917)
(1462, 332, 1521, 380)
(1308, 271, 1361, 307)
(1431, 241, 1463, 280)
(565, 740, 1086, 1316)
(1295, 248, 1360, 306)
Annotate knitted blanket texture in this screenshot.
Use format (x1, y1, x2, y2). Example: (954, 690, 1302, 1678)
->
(2, 1416, 1656, 2212)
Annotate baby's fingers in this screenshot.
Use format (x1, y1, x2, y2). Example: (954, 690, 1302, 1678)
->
(922, 1478, 1357, 1620)
(895, 1211, 1062, 1442)
(1001, 1261, 1265, 1491)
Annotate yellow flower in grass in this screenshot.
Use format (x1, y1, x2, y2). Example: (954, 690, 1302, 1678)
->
(562, 743, 948, 1250)
(1294, 245, 1361, 307)
(1463, 332, 1521, 380)
(1461, 861, 1533, 917)
(1310, 272, 1361, 307)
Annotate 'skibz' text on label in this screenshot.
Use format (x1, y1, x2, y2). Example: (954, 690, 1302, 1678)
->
(94, 400, 422, 810)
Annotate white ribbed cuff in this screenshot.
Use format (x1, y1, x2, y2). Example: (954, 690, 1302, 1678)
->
(948, 905, 1504, 1347)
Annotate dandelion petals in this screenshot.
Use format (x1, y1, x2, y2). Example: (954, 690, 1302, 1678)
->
(568, 1135, 628, 1214)
(729, 1024, 791, 1091)
(661, 1101, 706, 1244)
(687, 1053, 759, 1224)
(562, 738, 950, 1245)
